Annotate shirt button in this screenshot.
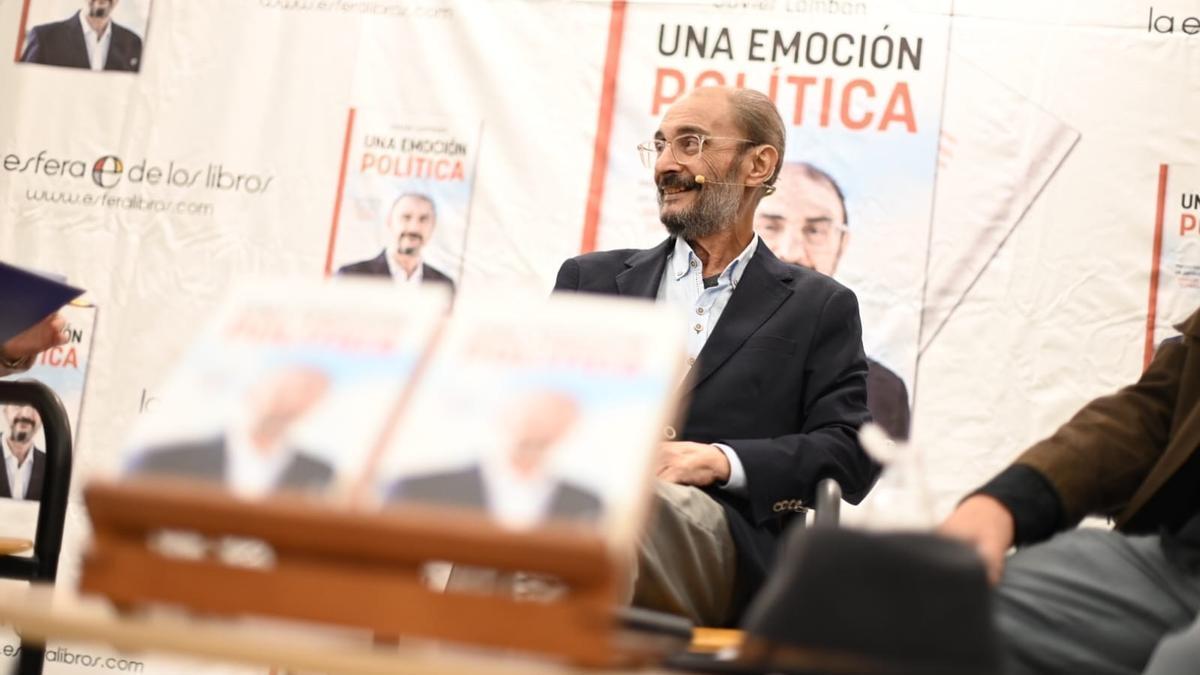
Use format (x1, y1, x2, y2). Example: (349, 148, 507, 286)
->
(693, 324, 703, 333)
(690, 259, 698, 268)
(687, 357, 696, 366)
(664, 425, 677, 440)
(696, 308, 705, 315)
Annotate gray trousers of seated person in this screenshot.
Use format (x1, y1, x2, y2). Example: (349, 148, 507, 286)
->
(630, 481, 738, 627)
(1144, 609, 1200, 675)
(995, 529, 1200, 675)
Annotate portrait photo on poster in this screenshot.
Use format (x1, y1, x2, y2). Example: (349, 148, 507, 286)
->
(327, 110, 482, 295)
(0, 401, 48, 502)
(14, 0, 152, 73)
(0, 303, 97, 503)
(594, 3, 952, 442)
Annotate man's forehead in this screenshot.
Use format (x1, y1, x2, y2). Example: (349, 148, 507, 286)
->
(395, 196, 433, 212)
(658, 89, 737, 137)
(774, 171, 844, 219)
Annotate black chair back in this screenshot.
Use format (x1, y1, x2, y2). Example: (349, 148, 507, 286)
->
(0, 380, 74, 675)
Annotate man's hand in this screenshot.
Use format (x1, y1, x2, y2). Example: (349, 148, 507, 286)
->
(1, 313, 68, 367)
(657, 442, 730, 486)
(937, 494, 1016, 585)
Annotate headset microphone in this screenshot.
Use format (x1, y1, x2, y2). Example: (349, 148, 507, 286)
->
(694, 175, 776, 196)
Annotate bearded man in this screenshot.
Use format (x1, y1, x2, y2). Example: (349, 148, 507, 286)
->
(20, 0, 144, 72)
(1, 404, 46, 501)
(554, 86, 877, 626)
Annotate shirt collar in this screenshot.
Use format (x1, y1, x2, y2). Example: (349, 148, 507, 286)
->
(78, 11, 109, 41)
(385, 252, 423, 282)
(670, 234, 759, 288)
(3, 437, 33, 468)
(226, 426, 294, 497)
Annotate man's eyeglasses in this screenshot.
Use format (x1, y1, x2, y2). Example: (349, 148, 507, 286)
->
(800, 220, 849, 248)
(636, 134, 757, 169)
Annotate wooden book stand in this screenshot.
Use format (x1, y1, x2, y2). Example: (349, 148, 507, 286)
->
(79, 478, 635, 667)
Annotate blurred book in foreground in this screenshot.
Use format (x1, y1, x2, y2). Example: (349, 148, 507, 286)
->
(115, 278, 685, 550)
(0, 261, 84, 345)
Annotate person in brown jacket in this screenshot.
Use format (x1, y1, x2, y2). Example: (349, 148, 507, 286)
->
(940, 308, 1200, 675)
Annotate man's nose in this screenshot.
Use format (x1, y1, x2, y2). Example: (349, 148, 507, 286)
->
(655, 144, 684, 178)
(777, 233, 805, 265)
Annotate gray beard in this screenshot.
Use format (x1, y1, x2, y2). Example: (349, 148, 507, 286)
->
(659, 180, 743, 240)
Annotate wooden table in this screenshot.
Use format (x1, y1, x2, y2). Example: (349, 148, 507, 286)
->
(0, 586, 737, 674)
(689, 628, 743, 654)
(0, 537, 33, 555)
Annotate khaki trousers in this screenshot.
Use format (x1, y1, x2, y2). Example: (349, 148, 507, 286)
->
(442, 481, 738, 626)
(631, 481, 737, 626)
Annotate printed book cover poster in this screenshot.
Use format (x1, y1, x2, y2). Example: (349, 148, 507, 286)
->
(1147, 164, 1200, 362)
(0, 304, 98, 668)
(325, 109, 481, 293)
(0, 302, 97, 505)
(15, 0, 153, 73)
(373, 292, 685, 547)
(594, 0, 952, 439)
(118, 280, 449, 500)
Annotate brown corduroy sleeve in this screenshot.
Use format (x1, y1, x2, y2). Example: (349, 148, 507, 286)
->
(1013, 335, 1186, 528)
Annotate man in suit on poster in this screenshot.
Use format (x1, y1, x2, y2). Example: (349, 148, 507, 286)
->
(129, 366, 334, 496)
(388, 390, 602, 528)
(754, 162, 911, 440)
(337, 193, 456, 293)
(0, 404, 46, 501)
(0, 312, 67, 502)
(20, 0, 143, 72)
(554, 86, 877, 625)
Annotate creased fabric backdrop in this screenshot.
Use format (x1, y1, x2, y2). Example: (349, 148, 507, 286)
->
(1, 0, 1198, 671)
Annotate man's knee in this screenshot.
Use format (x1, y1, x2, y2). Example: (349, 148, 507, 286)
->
(632, 481, 738, 625)
(649, 481, 728, 535)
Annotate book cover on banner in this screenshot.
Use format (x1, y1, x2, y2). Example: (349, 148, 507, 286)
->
(117, 280, 449, 500)
(372, 292, 686, 550)
(1147, 164, 1200, 360)
(0, 303, 100, 671)
(594, 0, 952, 440)
(325, 109, 482, 294)
(14, 0, 153, 74)
(0, 302, 96, 503)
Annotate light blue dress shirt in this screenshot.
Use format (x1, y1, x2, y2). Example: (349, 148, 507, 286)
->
(657, 235, 758, 495)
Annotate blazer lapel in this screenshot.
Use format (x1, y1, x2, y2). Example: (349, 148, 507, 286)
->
(684, 246, 793, 395)
(27, 450, 45, 501)
(369, 251, 390, 275)
(0, 441, 10, 499)
(65, 13, 91, 69)
(615, 238, 673, 299)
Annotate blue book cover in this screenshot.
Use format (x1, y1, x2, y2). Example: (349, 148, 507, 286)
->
(0, 261, 84, 345)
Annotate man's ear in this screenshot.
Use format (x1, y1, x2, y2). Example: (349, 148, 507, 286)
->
(745, 145, 779, 189)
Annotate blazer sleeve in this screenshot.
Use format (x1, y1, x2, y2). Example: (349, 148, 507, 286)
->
(1011, 336, 1185, 528)
(19, 28, 45, 64)
(553, 258, 582, 292)
(721, 287, 879, 524)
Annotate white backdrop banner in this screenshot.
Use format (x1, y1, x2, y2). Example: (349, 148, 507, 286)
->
(2, 0, 1200, 672)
